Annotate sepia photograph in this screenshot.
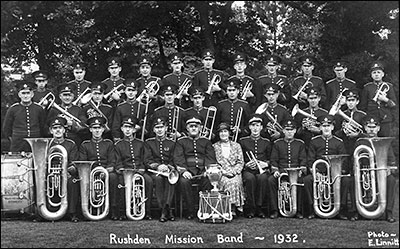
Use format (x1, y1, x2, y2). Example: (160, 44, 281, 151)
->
(1, 1, 399, 248)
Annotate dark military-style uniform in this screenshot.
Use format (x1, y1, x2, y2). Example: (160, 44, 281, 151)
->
(325, 77, 356, 110)
(162, 72, 192, 109)
(239, 134, 272, 217)
(259, 103, 292, 140)
(151, 105, 184, 140)
(112, 100, 145, 140)
(192, 68, 226, 107)
(136, 75, 163, 112)
(292, 75, 327, 110)
(67, 79, 91, 100)
(227, 75, 257, 110)
(256, 74, 291, 108)
(294, 106, 328, 148)
(268, 135, 307, 217)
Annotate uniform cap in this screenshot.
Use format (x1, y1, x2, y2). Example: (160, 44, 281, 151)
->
(225, 79, 240, 90)
(87, 116, 107, 127)
(333, 61, 346, 70)
(16, 81, 35, 92)
(306, 86, 321, 97)
(32, 70, 48, 80)
(160, 84, 178, 95)
(121, 116, 138, 127)
(362, 115, 380, 126)
(57, 83, 76, 94)
(317, 115, 335, 126)
(263, 83, 280, 94)
(343, 88, 359, 100)
(300, 56, 314, 66)
(370, 61, 384, 72)
(202, 49, 214, 59)
(153, 116, 168, 128)
(281, 119, 297, 129)
(185, 115, 203, 125)
(248, 114, 263, 125)
(91, 82, 107, 93)
(169, 53, 183, 64)
(49, 116, 67, 128)
(139, 56, 152, 66)
(72, 62, 86, 70)
(188, 86, 205, 97)
(233, 53, 246, 63)
(107, 57, 121, 67)
(266, 55, 281, 66)
(124, 79, 139, 90)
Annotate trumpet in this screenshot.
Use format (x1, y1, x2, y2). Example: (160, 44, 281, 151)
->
(137, 80, 160, 104)
(176, 78, 192, 99)
(293, 79, 313, 101)
(240, 80, 252, 100)
(148, 166, 180, 185)
(206, 74, 221, 95)
(104, 84, 125, 103)
(372, 82, 390, 104)
(278, 167, 304, 218)
(275, 78, 285, 88)
(246, 151, 267, 174)
(72, 88, 92, 106)
(201, 106, 217, 140)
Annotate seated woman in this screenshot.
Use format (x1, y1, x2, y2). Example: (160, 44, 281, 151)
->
(212, 122, 245, 217)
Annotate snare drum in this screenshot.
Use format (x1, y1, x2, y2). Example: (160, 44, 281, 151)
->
(1, 153, 34, 214)
(197, 190, 232, 223)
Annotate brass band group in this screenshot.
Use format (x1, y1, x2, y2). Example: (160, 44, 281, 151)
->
(2, 49, 398, 224)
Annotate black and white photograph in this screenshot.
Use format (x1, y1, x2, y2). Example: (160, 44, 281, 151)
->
(1, 1, 399, 248)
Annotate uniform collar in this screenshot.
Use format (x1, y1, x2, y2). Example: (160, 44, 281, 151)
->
(250, 135, 261, 141)
(267, 73, 277, 78)
(110, 76, 121, 81)
(284, 138, 294, 143)
(20, 101, 32, 106)
(53, 138, 65, 144)
(156, 135, 166, 142)
(322, 134, 333, 141)
(91, 137, 103, 143)
(123, 137, 135, 142)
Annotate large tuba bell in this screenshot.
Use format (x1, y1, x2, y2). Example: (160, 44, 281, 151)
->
(73, 161, 109, 220)
(353, 137, 393, 219)
(312, 154, 349, 218)
(25, 138, 68, 220)
(278, 167, 304, 218)
(118, 169, 147, 220)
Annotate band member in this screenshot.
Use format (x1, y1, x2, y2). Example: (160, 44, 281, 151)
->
(292, 56, 327, 110)
(239, 114, 271, 219)
(78, 116, 116, 220)
(359, 61, 398, 137)
(161, 53, 192, 109)
(257, 83, 292, 141)
(112, 116, 153, 220)
(303, 115, 347, 219)
(192, 49, 226, 107)
(215, 79, 251, 142)
(293, 87, 328, 150)
(268, 119, 307, 219)
(46, 83, 85, 146)
(355, 115, 397, 223)
(227, 53, 257, 111)
(143, 116, 176, 222)
(112, 79, 145, 142)
(102, 57, 125, 107)
(31, 70, 53, 104)
(47, 116, 80, 222)
(324, 61, 357, 110)
(174, 115, 217, 219)
(150, 84, 184, 141)
(255, 55, 291, 109)
(136, 56, 163, 112)
(67, 61, 92, 106)
(80, 82, 113, 140)
(213, 122, 245, 217)
(3, 81, 46, 152)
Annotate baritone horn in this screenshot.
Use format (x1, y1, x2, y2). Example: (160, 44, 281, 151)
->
(73, 161, 109, 221)
(353, 137, 394, 219)
(255, 103, 283, 135)
(278, 167, 304, 218)
(201, 106, 217, 140)
(137, 79, 160, 104)
(25, 138, 68, 220)
(117, 169, 147, 220)
(312, 154, 349, 218)
(291, 104, 317, 130)
(372, 82, 390, 104)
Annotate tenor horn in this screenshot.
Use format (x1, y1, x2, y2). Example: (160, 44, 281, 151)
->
(25, 138, 68, 220)
(118, 169, 147, 220)
(312, 154, 349, 218)
(73, 161, 109, 221)
(353, 137, 393, 219)
(278, 167, 304, 218)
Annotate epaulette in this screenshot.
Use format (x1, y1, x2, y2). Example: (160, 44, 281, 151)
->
(311, 75, 323, 80)
(117, 101, 128, 107)
(183, 107, 193, 112)
(358, 110, 367, 115)
(326, 79, 336, 84)
(218, 99, 229, 104)
(319, 107, 328, 113)
(103, 139, 114, 143)
(9, 102, 19, 108)
(81, 140, 91, 145)
(258, 75, 269, 79)
(260, 137, 271, 142)
(101, 78, 110, 83)
(237, 99, 248, 104)
(100, 103, 113, 108)
(115, 140, 123, 145)
(333, 135, 343, 142)
(274, 138, 284, 144)
(311, 135, 322, 140)
(154, 106, 163, 112)
(294, 76, 305, 81)
(145, 137, 156, 142)
(364, 82, 374, 87)
(239, 136, 251, 141)
(277, 75, 287, 78)
(177, 136, 187, 142)
(182, 73, 192, 78)
(64, 138, 76, 145)
(294, 138, 305, 144)
(277, 103, 288, 110)
(346, 78, 356, 84)
(193, 69, 204, 75)
(163, 73, 173, 79)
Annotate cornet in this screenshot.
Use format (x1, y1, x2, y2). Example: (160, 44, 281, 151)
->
(72, 88, 91, 106)
(246, 151, 267, 174)
(330, 88, 348, 112)
(206, 74, 221, 95)
(372, 82, 390, 104)
(240, 80, 252, 100)
(148, 166, 179, 185)
(104, 84, 125, 102)
(293, 79, 313, 101)
(176, 78, 192, 99)
(201, 106, 217, 140)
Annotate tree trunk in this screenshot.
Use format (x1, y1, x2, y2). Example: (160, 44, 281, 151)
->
(193, 1, 214, 51)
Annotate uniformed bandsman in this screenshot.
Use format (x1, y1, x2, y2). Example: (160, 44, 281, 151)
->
(359, 62, 398, 137)
(255, 55, 291, 109)
(111, 116, 153, 220)
(31, 70, 53, 105)
(102, 57, 125, 107)
(324, 61, 357, 110)
(292, 56, 327, 110)
(174, 115, 217, 220)
(192, 49, 226, 107)
(67, 61, 92, 106)
(3, 81, 46, 152)
(239, 114, 271, 219)
(143, 117, 177, 222)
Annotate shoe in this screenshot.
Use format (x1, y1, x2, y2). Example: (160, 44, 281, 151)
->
(296, 213, 304, 219)
(270, 211, 278, 219)
(350, 214, 358, 221)
(257, 211, 266, 218)
(231, 210, 237, 217)
(144, 214, 153, 220)
(186, 214, 194, 220)
(338, 214, 348, 220)
(119, 215, 127, 221)
(246, 212, 254, 219)
(71, 215, 79, 223)
(387, 212, 395, 223)
(308, 213, 315, 219)
(159, 212, 167, 222)
(168, 210, 175, 221)
(32, 216, 43, 222)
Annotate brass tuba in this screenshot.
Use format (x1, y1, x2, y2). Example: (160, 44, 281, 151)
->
(312, 154, 349, 218)
(73, 161, 109, 221)
(278, 167, 304, 218)
(353, 137, 393, 219)
(25, 138, 68, 220)
(118, 169, 147, 220)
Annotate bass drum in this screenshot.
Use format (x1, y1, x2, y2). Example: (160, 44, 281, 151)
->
(1, 153, 35, 215)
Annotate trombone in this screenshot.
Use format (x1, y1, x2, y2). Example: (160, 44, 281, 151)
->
(104, 84, 125, 103)
(240, 80, 252, 100)
(167, 107, 180, 141)
(201, 106, 217, 140)
(176, 78, 192, 99)
(293, 79, 313, 101)
(206, 74, 221, 95)
(230, 107, 243, 142)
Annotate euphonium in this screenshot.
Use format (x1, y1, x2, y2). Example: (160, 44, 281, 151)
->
(73, 161, 109, 221)
(118, 169, 147, 220)
(201, 106, 217, 140)
(312, 154, 349, 218)
(25, 138, 68, 220)
(148, 167, 180, 184)
(353, 137, 393, 219)
(372, 82, 390, 104)
(278, 168, 304, 218)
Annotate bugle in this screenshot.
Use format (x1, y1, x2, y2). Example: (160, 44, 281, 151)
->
(201, 106, 217, 140)
(353, 137, 394, 219)
(312, 154, 349, 218)
(148, 167, 179, 185)
(118, 168, 147, 220)
(372, 82, 390, 104)
(206, 74, 221, 95)
(293, 79, 313, 101)
(278, 167, 304, 218)
(176, 78, 192, 99)
(25, 138, 68, 220)
(73, 161, 109, 221)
